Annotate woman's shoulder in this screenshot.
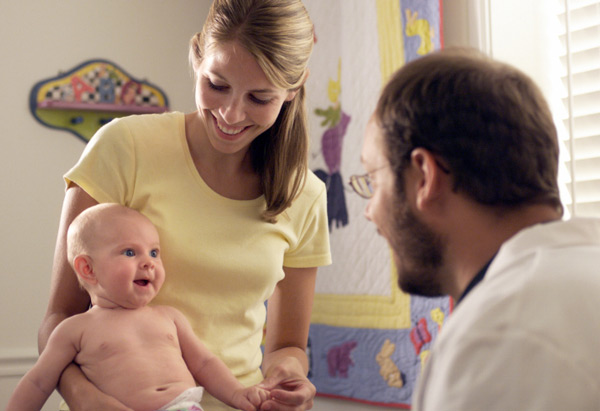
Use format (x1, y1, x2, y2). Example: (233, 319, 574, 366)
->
(88, 111, 185, 152)
(285, 170, 327, 217)
(302, 169, 327, 198)
(107, 111, 184, 134)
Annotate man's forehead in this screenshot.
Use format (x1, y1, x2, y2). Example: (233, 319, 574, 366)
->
(361, 117, 386, 164)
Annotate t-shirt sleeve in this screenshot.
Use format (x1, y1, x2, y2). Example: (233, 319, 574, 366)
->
(64, 117, 135, 205)
(283, 178, 332, 268)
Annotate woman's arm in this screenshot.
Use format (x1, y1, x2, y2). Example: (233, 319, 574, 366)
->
(38, 185, 133, 411)
(260, 266, 318, 411)
(39, 185, 96, 352)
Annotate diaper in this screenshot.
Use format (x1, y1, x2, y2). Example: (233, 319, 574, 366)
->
(58, 386, 204, 411)
(156, 386, 204, 411)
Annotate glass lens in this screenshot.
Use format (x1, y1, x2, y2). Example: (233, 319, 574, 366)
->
(349, 174, 373, 198)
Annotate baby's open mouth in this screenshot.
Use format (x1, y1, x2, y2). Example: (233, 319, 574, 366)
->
(134, 280, 149, 286)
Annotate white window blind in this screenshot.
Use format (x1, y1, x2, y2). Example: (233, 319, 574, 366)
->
(557, 0, 600, 217)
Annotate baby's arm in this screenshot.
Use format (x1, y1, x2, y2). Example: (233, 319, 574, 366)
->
(168, 307, 270, 411)
(7, 318, 80, 411)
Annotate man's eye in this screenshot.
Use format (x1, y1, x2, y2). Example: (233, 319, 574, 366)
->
(124, 249, 135, 257)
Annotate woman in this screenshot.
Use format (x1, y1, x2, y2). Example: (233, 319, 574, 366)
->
(39, 1, 331, 410)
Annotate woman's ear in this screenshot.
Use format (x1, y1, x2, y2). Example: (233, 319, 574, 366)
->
(285, 69, 310, 102)
(73, 255, 97, 285)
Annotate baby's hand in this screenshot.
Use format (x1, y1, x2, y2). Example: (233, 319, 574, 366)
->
(231, 385, 271, 411)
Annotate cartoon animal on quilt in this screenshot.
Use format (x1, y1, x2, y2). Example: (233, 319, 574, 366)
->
(313, 59, 351, 231)
(405, 8, 435, 56)
(376, 339, 405, 389)
(327, 340, 358, 379)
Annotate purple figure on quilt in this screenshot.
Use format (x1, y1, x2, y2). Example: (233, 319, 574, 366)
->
(327, 340, 358, 378)
(312, 59, 351, 231)
(322, 111, 350, 174)
(314, 110, 351, 231)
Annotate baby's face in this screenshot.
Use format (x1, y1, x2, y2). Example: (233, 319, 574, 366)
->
(89, 213, 165, 309)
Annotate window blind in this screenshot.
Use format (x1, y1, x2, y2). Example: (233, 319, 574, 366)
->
(557, 0, 600, 217)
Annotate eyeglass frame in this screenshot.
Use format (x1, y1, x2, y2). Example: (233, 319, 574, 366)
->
(348, 166, 387, 199)
(348, 152, 450, 199)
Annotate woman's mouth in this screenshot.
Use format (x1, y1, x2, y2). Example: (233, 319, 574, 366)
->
(213, 116, 248, 137)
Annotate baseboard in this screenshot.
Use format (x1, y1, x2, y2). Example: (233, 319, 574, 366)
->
(0, 348, 38, 377)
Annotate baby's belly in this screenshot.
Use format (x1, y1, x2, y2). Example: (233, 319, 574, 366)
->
(124, 382, 197, 411)
(82, 355, 197, 411)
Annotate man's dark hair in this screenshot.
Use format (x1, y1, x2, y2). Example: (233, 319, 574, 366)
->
(376, 48, 563, 214)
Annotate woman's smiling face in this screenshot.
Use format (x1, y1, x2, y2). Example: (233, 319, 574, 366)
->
(194, 40, 296, 155)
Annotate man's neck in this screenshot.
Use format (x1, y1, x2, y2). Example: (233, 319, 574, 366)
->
(446, 202, 561, 301)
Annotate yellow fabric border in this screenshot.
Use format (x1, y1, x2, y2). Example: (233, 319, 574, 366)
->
(376, 0, 405, 84)
(312, 251, 411, 329)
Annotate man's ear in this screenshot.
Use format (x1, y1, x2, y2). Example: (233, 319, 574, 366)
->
(73, 255, 97, 285)
(410, 148, 448, 210)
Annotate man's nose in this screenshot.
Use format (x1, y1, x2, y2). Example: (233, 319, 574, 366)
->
(364, 200, 373, 221)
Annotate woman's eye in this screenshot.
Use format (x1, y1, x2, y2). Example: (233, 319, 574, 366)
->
(150, 249, 159, 258)
(249, 95, 270, 105)
(207, 78, 227, 92)
(124, 249, 135, 257)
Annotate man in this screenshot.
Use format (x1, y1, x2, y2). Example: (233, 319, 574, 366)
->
(350, 48, 600, 410)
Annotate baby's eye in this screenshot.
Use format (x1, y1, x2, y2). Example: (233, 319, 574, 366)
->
(150, 249, 159, 258)
(123, 249, 135, 257)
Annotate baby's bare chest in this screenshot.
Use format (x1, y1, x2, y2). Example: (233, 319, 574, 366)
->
(76, 308, 180, 363)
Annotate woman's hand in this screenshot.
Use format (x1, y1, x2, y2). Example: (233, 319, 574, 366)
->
(65, 392, 134, 411)
(59, 364, 134, 411)
(259, 356, 316, 411)
(261, 267, 318, 410)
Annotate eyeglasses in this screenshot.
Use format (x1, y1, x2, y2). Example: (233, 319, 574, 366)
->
(348, 166, 387, 199)
(349, 157, 450, 199)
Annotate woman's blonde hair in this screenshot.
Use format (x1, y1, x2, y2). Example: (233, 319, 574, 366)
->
(189, 0, 314, 222)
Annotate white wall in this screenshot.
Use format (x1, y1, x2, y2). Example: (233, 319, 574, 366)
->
(488, 0, 557, 101)
(0, 1, 209, 409)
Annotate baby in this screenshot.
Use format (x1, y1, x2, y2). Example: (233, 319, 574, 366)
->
(7, 203, 269, 411)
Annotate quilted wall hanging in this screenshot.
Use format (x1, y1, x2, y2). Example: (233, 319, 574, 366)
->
(29, 59, 169, 142)
(304, 0, 447, 408)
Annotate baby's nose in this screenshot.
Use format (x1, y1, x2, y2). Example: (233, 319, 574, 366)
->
(141, 259, 155, 270)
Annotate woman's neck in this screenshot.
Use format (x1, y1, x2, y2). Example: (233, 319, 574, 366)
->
(185, 112, 262, 200)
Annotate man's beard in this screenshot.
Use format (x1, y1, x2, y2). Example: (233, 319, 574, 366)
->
(387, 192, 447, 297)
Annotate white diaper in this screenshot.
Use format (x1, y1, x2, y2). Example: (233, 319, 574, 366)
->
(155, 386, 204, 411)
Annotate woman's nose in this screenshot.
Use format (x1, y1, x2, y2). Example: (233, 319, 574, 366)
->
(220, 96, 246, 124)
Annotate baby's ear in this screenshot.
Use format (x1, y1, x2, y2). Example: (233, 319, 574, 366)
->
(73, 255, 97, 285)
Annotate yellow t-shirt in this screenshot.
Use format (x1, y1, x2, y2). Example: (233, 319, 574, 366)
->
(64, 112, 331, 410)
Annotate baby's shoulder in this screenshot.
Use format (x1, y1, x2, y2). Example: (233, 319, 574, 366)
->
(49, 311, 94, 344)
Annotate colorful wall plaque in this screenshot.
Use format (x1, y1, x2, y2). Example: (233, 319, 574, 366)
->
(30, 59, 169, 142)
